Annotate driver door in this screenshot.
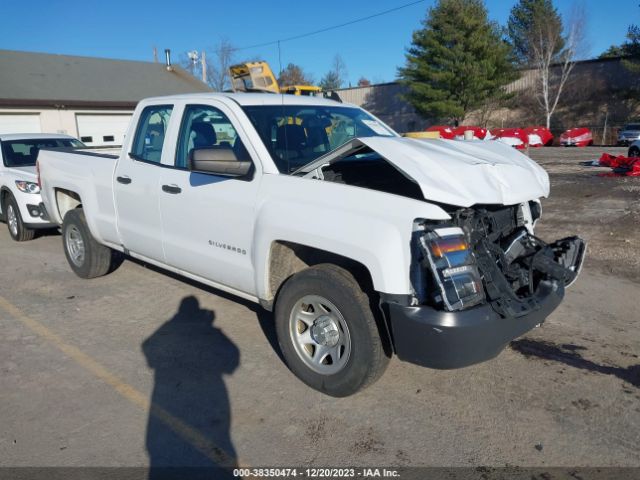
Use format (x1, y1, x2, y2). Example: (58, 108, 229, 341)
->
(158, 102, 261, 295)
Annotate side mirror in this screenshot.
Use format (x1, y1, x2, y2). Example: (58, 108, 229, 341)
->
(189, 147, 252, 177)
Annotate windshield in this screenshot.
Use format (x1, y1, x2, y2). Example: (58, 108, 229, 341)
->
(241, 105, 396, 173)
(624, 124, 640, 131)
(1, 138, 85, 167)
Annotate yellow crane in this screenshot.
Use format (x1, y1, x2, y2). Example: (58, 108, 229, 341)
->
(229, 61, 321, 96)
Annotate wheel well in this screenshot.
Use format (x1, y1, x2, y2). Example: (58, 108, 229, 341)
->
(55, 188, 82, 220)
(0, 188, 10, 218)
(0, 187, 10, 205)
(266, 241, 374, 308)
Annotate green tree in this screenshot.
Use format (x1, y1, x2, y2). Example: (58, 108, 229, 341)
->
(622, 25, 640, 75)
(507, 0, 564, 65)
(319, 54, 348, 91)
(398, 0, 515, 123)
(319, 71, 341, 91)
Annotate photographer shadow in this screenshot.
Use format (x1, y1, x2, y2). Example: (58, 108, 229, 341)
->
(142, 295, 239, 480)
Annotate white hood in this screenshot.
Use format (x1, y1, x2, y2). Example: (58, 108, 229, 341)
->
(7, 165, 37, 179)
(299, 137, 550, 207)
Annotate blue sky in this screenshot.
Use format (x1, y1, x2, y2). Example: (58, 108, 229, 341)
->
(1, 0, 637, 86)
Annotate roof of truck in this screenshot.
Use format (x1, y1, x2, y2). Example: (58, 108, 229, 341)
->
(143, 92, 352, 107)
(0, 133, 79, 141)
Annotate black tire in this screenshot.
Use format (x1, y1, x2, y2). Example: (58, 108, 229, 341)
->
(4, 195, 35, 241)
(274, 264, 390, 397)
(629, 147, 640, 158)
(62, 209, 115, 279)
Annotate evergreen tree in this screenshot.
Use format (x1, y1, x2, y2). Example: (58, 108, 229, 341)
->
(507, 0, 564, 65)
(398, 0, 515, 122)
(320, 71, 342, 91)
(319, 54, 348, 91)
(622, 25, 640, 75)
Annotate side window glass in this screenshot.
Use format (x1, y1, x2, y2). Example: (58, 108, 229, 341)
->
(131, 105, 173, 163)
(176, 104, 250, 169)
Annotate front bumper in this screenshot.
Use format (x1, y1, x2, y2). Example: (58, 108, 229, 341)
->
(23, 202, 54, 229)
(384, 280, 564, 369)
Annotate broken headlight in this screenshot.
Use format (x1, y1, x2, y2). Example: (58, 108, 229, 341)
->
(420, 227, 485, 311)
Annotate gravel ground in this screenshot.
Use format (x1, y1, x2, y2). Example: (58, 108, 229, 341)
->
(0, 146, 638, 475)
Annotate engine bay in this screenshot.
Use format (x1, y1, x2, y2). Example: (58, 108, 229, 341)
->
(413, 204, 586, 318)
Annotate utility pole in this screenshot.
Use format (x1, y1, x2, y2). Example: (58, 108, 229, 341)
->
(602, 108, 609, 146)
(152, 46, 158, 63)
(201, 50, 207, 84)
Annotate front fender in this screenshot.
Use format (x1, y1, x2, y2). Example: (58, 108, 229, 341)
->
(253, 175, 450, 298)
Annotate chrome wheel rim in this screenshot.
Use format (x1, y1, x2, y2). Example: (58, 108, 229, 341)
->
(7, 204, 18, 236)
(289, 294, 351, 375)
(631, 149, 639, 158)
(65, 225, 85, 267)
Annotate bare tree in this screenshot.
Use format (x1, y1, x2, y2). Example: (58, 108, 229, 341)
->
(529, 4, 587, 128)
(331, 54, 348, 87)
(180, 39, 238, 91)
(206, 38, 236, 92)
(320, 54, 349, 90)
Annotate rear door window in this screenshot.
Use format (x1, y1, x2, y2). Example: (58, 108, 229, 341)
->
(131, 105, 173, 163)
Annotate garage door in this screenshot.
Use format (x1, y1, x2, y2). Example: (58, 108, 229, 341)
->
(0, 114, 42, 134)
(76, 114, 132, 147)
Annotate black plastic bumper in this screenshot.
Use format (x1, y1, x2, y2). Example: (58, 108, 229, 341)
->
(384, 281, 564, 369)
(23, 202, 54, 229)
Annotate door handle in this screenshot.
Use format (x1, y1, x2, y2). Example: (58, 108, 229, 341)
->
(162, 184, 182, 194)
(116, 176, 132, 185)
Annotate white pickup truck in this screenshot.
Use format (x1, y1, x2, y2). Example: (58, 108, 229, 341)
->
(37, 93, 585, 396)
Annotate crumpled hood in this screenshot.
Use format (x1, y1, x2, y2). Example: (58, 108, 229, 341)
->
(357, 136, 550, 207)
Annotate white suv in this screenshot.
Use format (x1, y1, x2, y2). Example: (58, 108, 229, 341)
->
(0, 134, 84, 241)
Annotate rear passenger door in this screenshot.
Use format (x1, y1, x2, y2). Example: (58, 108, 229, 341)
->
(158, 102, 261, 295)
(114, 104, 173, 262)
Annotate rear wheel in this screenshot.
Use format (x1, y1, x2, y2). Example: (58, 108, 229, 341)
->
(629, 147, 640, 157)
(62, 209, 117, 278)
(4, 195, 35, 241)
(275, 264, 389, 397)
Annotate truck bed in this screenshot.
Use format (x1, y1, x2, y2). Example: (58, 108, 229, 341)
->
(37, 147, 121, 246)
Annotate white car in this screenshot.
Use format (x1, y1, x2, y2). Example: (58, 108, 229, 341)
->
(0, 134, 84, 241)
(37, 93, 585, 396)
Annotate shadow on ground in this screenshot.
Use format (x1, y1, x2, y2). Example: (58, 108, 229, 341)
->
(511, 339, 640, 388)
(142, 296, 240, 479)
(127, 257, 283, 363)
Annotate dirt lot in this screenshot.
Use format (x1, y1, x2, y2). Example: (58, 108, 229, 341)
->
(0, 146, 639, 475)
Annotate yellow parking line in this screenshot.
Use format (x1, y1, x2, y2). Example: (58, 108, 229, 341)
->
(0, 295, 237, 468)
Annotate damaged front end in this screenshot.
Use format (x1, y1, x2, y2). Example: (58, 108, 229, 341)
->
(386, 202, 586, 369)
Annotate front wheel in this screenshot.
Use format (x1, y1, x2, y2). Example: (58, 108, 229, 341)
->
(275, 264, 389, 397)
(629, 147, 640, 158)
(62, 209, 117, 278)
(4, 195, 35, 241)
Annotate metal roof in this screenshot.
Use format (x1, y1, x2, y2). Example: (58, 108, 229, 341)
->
(0, 49, 212, 108)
